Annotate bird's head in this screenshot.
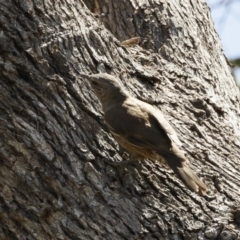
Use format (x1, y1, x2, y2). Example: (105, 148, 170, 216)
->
(81, 73, 128, 111)
(81, 73, 120, 97)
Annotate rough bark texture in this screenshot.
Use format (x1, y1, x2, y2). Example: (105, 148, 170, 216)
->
(0, 0, 240, 239)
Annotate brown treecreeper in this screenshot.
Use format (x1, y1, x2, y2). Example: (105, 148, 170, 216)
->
(82, 73, 207, 195)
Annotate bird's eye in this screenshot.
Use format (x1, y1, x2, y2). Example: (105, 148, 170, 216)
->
(92, 81, 98, 85)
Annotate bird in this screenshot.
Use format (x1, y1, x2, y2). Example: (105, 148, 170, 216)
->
(81, 72, 207, 195)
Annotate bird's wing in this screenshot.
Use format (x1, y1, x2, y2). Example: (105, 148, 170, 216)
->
(104, 99, 173, 151)
(139, 101, 182, 146)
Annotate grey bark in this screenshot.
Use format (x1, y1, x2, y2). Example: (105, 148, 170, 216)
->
(0, 0, 240, 239)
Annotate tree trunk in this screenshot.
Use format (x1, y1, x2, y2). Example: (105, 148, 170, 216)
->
(0, 0, 240, 239)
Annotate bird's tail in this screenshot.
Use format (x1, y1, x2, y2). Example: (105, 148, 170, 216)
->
(160, 146, 207, 195)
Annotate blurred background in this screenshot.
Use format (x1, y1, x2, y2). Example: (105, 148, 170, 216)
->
(207, 0, 240, 86)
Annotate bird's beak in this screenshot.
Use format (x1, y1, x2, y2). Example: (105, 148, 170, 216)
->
(80, 73, 92, 82)
(80, 73, 101, 92)
(80, 73, 100, 85)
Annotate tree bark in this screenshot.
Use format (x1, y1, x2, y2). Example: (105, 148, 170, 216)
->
(0, 0, 240, 239)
